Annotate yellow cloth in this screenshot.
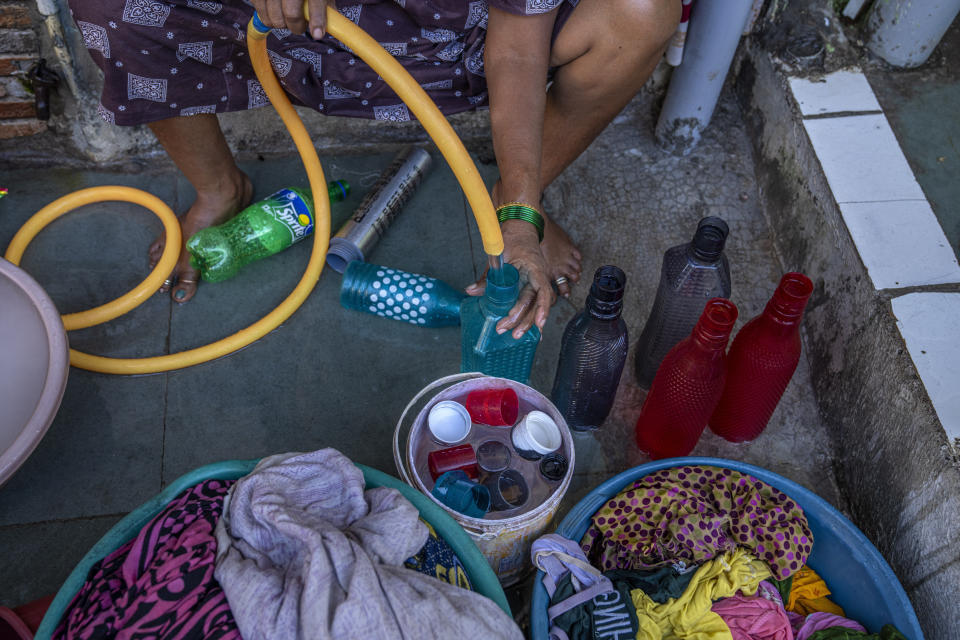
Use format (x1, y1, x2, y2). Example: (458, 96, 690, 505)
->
(629, 549, 772, 640)
(786, 566, 845, 617)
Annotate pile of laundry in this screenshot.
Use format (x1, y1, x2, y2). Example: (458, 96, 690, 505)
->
(533, 466, 908, 640)
(54, 449, 523, 640)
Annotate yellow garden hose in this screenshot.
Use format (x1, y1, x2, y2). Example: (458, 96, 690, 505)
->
(3, 6, 503, 375)
(300, 9, 504, 257)
(5, 187, 182, 332)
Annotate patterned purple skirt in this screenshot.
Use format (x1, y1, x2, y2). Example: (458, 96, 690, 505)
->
(67, 0, 578, 126)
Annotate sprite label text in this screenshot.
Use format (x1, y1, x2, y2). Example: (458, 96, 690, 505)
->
(267, 189, 313, 243)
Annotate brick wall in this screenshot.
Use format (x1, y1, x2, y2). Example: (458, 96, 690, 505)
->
(0, 1, 45, 139)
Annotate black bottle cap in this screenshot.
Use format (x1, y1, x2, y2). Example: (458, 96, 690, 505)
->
(539, 452, 569, 482)
(691, 217, 729, 261)
(586, 265, 626, 318)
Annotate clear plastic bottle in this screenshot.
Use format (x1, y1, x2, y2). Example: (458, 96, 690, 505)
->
(460, 264, 540, 383)
(550, 266, 629, 431)
(634, 298, 738, 459)
(634, 217, 731, 388)
(709, 272, 813, 442)
(186, 183, 347, 283)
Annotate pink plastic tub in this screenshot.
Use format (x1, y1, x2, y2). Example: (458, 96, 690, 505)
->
(0, 258, 69, 486)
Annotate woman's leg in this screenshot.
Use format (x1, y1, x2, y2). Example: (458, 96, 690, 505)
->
(520, 0, 680, 294)
(147, 114, 253, 302)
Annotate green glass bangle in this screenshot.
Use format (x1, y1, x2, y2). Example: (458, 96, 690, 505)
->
(496, 203, 545, 242)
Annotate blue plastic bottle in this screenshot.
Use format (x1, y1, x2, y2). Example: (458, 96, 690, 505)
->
(460, 264, 540, 383)
(340, 261, 465, 327)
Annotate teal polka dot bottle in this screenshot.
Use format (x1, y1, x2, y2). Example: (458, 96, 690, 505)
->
(460, 264, 541, 384)
(340, 261, 465, 327)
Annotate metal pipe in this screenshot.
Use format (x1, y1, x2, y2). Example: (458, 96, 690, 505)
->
(866, 0, 960, 69)
(488, 253, 504, 274)
(326, 146, 433, 273)
(654, 0, 755, 155)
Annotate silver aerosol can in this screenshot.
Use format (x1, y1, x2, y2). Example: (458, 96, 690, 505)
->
(326, 146, 433, 273)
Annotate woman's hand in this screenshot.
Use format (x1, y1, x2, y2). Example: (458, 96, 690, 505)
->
(251, 0, 333, 39)
(466, 219, 555, 340)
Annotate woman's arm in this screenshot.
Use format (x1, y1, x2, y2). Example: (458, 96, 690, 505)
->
(482, 6, 558, 339)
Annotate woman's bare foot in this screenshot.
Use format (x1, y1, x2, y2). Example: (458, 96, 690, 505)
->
(149, 170, 253, 303)
(539, 210, 582, 298)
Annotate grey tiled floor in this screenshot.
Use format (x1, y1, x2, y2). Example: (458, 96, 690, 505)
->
(0, 90, 842, 608)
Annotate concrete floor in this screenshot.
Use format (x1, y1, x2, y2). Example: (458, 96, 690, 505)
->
(865, 19, 960, 259)
(0, 87, 842, 609)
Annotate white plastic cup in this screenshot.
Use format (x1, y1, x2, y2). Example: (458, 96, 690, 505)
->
(511, 410, 562, 460)
(427, 401, 472, 444)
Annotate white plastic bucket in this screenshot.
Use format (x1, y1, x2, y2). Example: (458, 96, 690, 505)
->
(394, 373, 575, 586)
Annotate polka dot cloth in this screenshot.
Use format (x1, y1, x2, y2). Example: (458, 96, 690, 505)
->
(580, 466, 813, 581)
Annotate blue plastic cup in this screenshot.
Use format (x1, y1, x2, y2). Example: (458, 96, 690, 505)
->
(431, 470, 491, 518)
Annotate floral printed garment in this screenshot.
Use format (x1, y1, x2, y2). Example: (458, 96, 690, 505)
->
(68, 0, 578, 125)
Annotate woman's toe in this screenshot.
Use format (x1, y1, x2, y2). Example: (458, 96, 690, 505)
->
(148, 232, 166, 269)
(171, 268, 199, 303)
(158, 273, 176, 294)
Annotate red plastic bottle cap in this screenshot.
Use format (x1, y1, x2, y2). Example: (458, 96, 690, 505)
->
(465, 387, 519, 426)
(428, 444, 479, 481)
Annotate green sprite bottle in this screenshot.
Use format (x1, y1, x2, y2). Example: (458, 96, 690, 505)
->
(187, 182, 349, 283)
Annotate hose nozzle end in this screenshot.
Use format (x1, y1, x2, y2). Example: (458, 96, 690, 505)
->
(250, 12, 271, 35)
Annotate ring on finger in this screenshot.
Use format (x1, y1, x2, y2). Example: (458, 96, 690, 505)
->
(554, 276, 568, 286)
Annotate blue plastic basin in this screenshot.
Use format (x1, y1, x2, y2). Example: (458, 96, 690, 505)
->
(37, 459, 510, 639)
(530, 457, 924, 640)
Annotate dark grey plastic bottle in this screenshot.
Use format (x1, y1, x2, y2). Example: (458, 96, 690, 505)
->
(633, 217, 731, 389)
(550, 266, 629, 431)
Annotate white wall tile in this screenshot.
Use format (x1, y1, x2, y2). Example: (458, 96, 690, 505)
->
(891, 292, 960, 446)
(789, 69, 882, 116)
(803, 114, 926, 203)
(839, 200, 960, 289)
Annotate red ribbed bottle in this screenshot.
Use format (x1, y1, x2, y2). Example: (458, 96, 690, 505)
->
(635, 298, 738, 459)
(709, 272, 813, 442)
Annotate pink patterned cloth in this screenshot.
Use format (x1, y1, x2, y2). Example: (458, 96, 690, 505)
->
(53, 480, 239, 640)
(711, 594, 792, 640)
(795, 612, 867, 640)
